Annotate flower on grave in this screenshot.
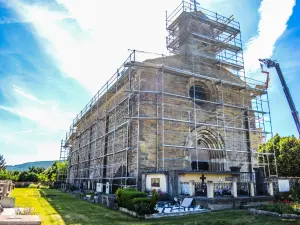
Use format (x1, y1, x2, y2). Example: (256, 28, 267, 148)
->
(281, 199, 294, 205)
(155, 189, 164, 196)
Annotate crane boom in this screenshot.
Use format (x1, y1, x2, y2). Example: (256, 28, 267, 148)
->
(259, 59, 300, 136)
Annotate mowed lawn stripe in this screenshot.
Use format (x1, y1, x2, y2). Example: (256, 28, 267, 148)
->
(40, 189, 139, 225)
(11, 188, 65, 225)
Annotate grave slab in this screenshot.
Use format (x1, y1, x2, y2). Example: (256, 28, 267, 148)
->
(0, 215, 41, 225)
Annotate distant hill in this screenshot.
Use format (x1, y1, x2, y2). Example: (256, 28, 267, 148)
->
(6, 161, 56, 171)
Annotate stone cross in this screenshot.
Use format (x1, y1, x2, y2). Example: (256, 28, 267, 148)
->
(200, 174, 206, 183)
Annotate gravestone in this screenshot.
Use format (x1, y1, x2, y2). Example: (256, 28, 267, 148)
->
(194, 174, 207, 196)
(181, 198, 193, 208)
(278, 180, 290, 192)
(0, 197, 15, 208)
(0, 215, 41, 225)
(105, 182, 110, 194)
(2, 184, 8, 197)
(96, 183, 103, 192)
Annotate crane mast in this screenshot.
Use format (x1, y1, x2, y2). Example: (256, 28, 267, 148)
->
(259, 59, 300, 136)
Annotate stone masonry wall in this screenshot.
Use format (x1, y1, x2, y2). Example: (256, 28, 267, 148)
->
(137, 64, 258, 174)
(67, 58, 261, 187)
(68, 75, 138, 186)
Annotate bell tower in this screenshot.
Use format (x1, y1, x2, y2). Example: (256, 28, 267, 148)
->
(166, 0, 243, 72)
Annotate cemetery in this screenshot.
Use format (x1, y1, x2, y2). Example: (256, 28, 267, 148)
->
(0, 184, 298, 224)
(0, 180, 41, 225)
(58, 175, 299, 220)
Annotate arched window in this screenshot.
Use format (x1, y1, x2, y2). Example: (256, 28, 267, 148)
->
(189, 85, 206, 105)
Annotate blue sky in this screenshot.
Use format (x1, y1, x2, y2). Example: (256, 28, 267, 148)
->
(0, 0, 298, 165)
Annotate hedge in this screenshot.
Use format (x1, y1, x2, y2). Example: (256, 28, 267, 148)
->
(127, 197, 151, 211)
(116, 188, 147, 208)
(121, 192, 147, 208)
(116, 188, 158, 215)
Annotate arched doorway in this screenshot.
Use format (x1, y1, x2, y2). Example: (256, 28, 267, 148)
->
(185, 127, 225, 171)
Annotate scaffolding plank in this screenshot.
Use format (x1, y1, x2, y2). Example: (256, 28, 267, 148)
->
(188, 12, 240, 35)
(192, 52, 244, 71)
(191, 32, 242, 53)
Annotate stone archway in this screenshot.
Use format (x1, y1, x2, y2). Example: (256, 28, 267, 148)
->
(185, 127, 225, 171)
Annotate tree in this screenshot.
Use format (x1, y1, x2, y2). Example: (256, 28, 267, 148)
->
(18, 171, 29, 182)
(26, 172, 39, 182)
(0, 154, 6, 171)
(258, 134, 300, 177)
(0, 170, 19, 181)
(29, 166, 45, 174)
(18, 171, 39, 182)
(44, 161, 67, 182)
(38, 172, 49, 182)
(0, 170, 9, 180)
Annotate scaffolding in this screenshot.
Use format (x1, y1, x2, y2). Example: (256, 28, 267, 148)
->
(57, 140, 69, 184)
(59, 1, 277, 191)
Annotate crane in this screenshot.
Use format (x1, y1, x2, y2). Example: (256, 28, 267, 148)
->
(259, 58, 300, 136)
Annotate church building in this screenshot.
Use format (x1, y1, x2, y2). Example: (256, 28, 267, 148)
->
(60, 1, 276, 197)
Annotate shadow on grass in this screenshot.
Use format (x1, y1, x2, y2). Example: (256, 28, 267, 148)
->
(38, 189, 141, 225)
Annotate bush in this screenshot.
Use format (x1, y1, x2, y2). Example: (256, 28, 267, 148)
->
(127, 197, 151, 211)
(70, 185, 77, 191)
(14, 182, 30, 188)
(116, 188, 122, 203)
(274, 191, 292, 202)
(291, 185, 300, 201)
(18, 171, 39, 182)
(121, 191, 147, 208)
(27, 183, 48, 189)
(116, 188, 147, 208)
(28, 184, 38, 188)
(122, 187, 137, 192)
(263, 202, 298, 215)
(274, 183, 300, 202)
(115, 188, 158, 216)
(135, 202, 153, 216)
(151, 190, 158, 209)
(130, 197, 157, 216)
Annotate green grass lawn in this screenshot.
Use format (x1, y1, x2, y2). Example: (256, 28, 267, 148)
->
(10, 188, 300, 225)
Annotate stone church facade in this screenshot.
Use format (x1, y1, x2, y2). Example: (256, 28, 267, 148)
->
(62, 2, 274, 196)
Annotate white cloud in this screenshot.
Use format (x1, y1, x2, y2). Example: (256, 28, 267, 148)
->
(4, 0, 71, 23)
(7, 0, 182, 95)
(244, 0, 295, 73)
(3, 140, 60, 165)
(0, 103, 74, 131)
(36, 141, 61, 161)
(14, 129, 32, 134)
(0, 105, 18, 115)
(14, 86, 46, 105)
